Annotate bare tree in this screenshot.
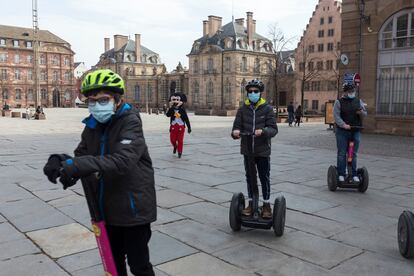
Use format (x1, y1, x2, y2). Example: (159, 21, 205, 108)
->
(296, 37, 321, 111)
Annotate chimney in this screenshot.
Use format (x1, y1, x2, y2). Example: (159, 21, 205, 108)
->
(104, 38, 110, 52)
(114, 34, 128, 51)
(235, 18, 244, 26)
(208, 15, 222, 37)
(135, 34, 141, 63)
(203, 20, 208, 36)
(247, 12, 253, 46)
(253, 19, 256, 34)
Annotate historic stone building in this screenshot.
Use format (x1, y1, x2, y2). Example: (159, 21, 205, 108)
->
(94, 34, 186, 110)
(341, 0, 414, 136)
(294, 0, 342, 114)
(187, 12, 277, 115)
(0, 25, 75, 108)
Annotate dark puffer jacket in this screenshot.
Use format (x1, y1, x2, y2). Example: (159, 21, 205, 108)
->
(63, 103, 156, 226)
(232, 98, 278, 157)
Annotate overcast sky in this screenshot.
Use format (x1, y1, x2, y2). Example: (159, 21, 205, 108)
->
(1, 0, 319, 71)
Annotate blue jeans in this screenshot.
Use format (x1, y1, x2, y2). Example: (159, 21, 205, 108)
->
(244, 156, 270, 200)
(336, 128, 360, 177)
(288, 112, 294, 124)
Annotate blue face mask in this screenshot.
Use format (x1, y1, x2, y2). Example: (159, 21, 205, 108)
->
(88, 101, 115, 123)
(248, 93, 260, 103)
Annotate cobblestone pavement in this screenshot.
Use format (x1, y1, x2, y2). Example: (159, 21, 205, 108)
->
(0, 108, 413, 275)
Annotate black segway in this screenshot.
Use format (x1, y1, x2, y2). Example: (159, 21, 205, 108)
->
(229, 133, 286, 236)
(327, 126, 368, 192)
(398, 210, 414, 259)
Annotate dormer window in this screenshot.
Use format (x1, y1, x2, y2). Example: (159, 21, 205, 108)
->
(0, 39, 5, 46)
(13, 40, 19, 47)
(26, 41, 32, 48)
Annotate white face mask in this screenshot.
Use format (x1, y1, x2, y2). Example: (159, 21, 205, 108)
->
(348, 92, 356, 99)
(88, 101, 115, 123)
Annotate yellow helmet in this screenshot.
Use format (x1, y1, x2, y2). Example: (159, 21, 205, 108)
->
(81, 69, 124, 95)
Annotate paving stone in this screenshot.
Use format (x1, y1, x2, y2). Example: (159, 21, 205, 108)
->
(331, 252, 414, 276)
(214, 242, 289, 272)
(215, 181, 248, 195)
(190, 188, 233, 204)
(0, 214, 5, 223)
(384, 185, 414, 195)
(48, 194, 85, 208)
(33, 188, 76, 202)
(172, 202, 231, 232)
(27, 223, 96, 258)
(149, 231, 198, 265)
(0, 238, 40, 260)
(282, 192, 337, 213)
(0, 184, 34, 203)
(158, 168, 241, 186)
(57, 249, 101, 273)
(271, 182, 324, 196)
(0, 222, 25, 243)
(254, 230, 362, 269)
(0, 254, 69, 276)
(156, 189, 202, 209)
(72, 264, 103, 276)
(285, 210, 351, 238)
(18, 178, 57, 192)
(57, 201, 91, 229)
(157, 252, 253, 276)
(158, 220, 240, 254)
(258, 257, 330, 276)
(158, 178, 210, 193)
(0, 197, 73, 232)
(316, 205, 397, 231)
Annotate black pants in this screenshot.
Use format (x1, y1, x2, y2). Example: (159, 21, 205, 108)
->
(106, 224, 154, 276)
(244, 155, 271, 201)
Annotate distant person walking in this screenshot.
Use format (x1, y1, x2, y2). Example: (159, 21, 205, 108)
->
(287, 102, 294, 127)
(294, 105, 302, 127)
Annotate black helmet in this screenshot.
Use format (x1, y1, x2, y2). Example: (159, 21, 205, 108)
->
(245, 79, 264, 92)
(342, 83, 355, 92)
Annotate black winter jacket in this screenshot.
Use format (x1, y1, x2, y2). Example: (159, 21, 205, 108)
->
(232, 98, 278, 157)
(166, 105, 191, 131)
(63, 103, 156, 226)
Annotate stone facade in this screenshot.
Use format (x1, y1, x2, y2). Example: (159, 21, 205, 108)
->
(294, 0, 342, 114)
(341, 0, 414, 136)
(0, 25, 75, 108)
(188, 12, 289, 115)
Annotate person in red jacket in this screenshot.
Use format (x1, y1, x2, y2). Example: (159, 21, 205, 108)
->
(166, 93, 191, 158)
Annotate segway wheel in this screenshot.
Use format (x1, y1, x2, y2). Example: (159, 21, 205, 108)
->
(357, 167, 369, 193)
(398, 210, 414, 259)
(229, 193, 244, 232)
(273, 195, 286, 237)
(327, 166, 338, 192)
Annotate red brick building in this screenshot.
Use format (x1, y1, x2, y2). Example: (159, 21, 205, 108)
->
(0, 25, 75, 108)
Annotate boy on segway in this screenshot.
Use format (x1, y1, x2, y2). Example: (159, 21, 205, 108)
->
(231, 79, 278, 219)
(333, 82, 367, 183)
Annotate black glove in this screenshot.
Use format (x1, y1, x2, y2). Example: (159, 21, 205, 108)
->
(187, 128, 192, 134)
(43, 154, 72, 184)
(59, 167, 79, 190)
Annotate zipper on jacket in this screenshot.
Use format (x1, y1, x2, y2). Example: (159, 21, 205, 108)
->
(98, 133, 106, 220)
(128, 192, 138, 217)
(252, 107, 256, 154)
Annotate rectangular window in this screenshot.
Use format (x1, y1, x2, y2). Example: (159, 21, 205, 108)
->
(40, 55, 46, 65)
(0, 39, 5, 46)
(15, 89, 22, 100)
(40, 71, 46, 81)
(308, 62, 314, 71)
(326, 60, 333, 70)
(304, 99, 309, 109)
(64, 71, 70, 81)
(0, 53, 6, 62)
(318, 30, 324, 37)
(28, 69, 33, 80)
(328, 16, 333, 24)
(64, 57, 70, 66)
(312, 100, 319, 110)
(26, 41, 32, 48)
(311, 81, 321, 91)
(225, 57, 231, 72)
(328, 29, 334, 37)
(304, 82, 310, 91)
(15, 69, 21, 80)
(317, 61, 323, 70)
(320, 17, 324, 25)
(14, 54, 20, 64)
(13, 40, 19, 47)
(318, 44, 324, 52)
(327, 43, 334, 51)
(308, 45, 314, 53)
(193, 60, 199, 73)
(27, 55, 33, 64)
(1, 69, 7, 80)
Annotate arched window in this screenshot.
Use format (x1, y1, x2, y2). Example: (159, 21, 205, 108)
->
(15, 88, 22, 100)
(134, 85, 140, 102)
(52, 55, 59, 65)
(207, 58, 214, 73)
(241, 57, 247, 72)
(193, 81, 199, 104)
(64, 89, 71, 100)
(224, 79, 231, 105)
(377, 8, 414, 115)
(206, 80, 214, 105)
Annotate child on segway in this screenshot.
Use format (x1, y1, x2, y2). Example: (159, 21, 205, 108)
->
(333, 82, 367, 184)
(231, 79, 278, 219)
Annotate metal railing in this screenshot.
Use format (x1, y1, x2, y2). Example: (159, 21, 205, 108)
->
(377, 75, 414, 116)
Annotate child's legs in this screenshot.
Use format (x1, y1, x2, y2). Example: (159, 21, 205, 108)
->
(124, 224, 154, 276)
(106, 225, 128, 276)
(256, 156, 271, 201)
(243, 155, 257, 199)
(176, 125, 185, 153)
(170, 125, 178, 148)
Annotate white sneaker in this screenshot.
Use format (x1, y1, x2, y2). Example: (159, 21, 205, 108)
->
(353, 176, 360, 183)
(338, 176, 345, 182)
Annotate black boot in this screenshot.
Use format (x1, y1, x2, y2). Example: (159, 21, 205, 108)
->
(173, 146, 177, 154)
(178, 153, 182, 158)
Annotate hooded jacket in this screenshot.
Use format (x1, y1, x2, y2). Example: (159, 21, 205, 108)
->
(232, 98, 278, 157)
(62, 103, 156, 226)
